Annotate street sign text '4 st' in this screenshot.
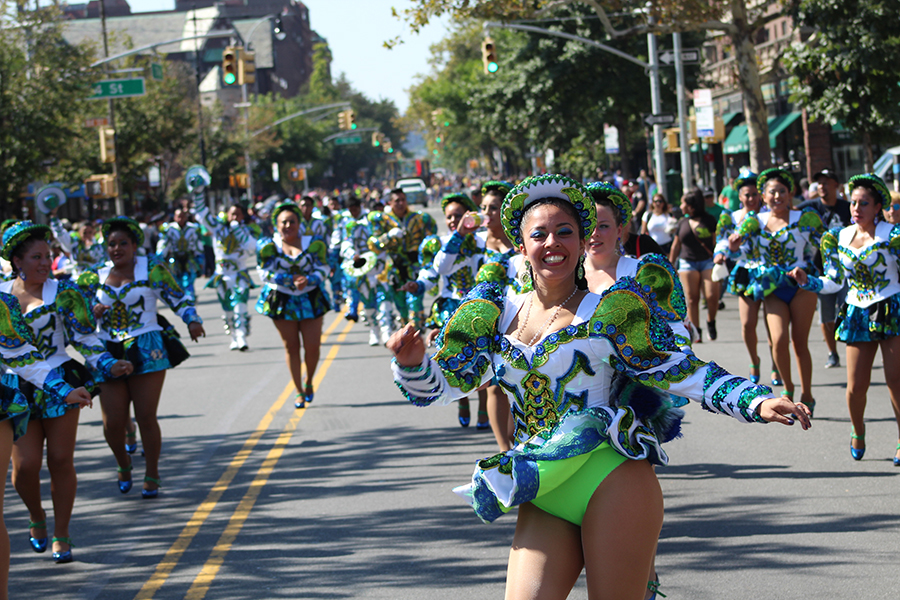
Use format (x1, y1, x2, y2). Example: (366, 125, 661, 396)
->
(658, 48, 700, 66)
(644, 113, 676, 127)
(89, 78, 146, 100)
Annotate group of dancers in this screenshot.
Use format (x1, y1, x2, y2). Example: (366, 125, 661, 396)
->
(389, 168, 900, 600)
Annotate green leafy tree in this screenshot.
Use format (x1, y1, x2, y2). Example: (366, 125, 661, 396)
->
(396, 0, 786, 172)
(0, 1, 98, 213)
(784, 0, 900, 170)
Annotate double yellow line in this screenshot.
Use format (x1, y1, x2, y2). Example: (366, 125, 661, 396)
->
(135, 314, 355, 600)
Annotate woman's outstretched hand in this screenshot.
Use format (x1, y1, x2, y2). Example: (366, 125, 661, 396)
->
(387, 323, 425, 367)
(757, 396, 812, 430)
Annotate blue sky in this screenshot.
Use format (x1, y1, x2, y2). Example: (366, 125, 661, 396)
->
(125, 0, 450, 113)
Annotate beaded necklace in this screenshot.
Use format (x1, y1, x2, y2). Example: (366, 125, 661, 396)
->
(516, 287, 579, 347)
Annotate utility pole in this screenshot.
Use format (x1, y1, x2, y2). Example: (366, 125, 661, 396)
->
(647, 18, 666, 201)
(192, 6, 207, 165)
(241, 80, 253, 204)
(99, 0, 125, 215)
(673, 32, 692, 194)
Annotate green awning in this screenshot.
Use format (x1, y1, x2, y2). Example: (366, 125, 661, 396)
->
(768, 112, 801, 146)
(723, 112, 801, 155)
(722, 112, 742, 126)
(723, 123, 750, 154)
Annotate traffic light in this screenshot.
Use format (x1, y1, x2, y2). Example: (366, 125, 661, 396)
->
(348, 110, 357, 130)
(482, 38, 498, 74)
(431, 109, 442, 128)
(337, 110, 350, 130)
(383, 139, 393, 153)
(99, 127, 115, 163)
(238, 50, 255, 85)
(85, 174, 117, 198)
(222, 46, 238, 85)
(371, 132, 384, 147)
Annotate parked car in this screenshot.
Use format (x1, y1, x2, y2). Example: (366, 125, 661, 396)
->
(396, 178, 428, 206)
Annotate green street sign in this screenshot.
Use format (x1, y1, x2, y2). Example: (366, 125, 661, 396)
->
(334, 136, 362, 145)
(150, 63, 164, 81)
(89, 78, 146, 100)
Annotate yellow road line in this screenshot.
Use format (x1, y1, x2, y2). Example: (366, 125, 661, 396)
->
(184, 319, 356, 600)
(133, 313, 349, 600)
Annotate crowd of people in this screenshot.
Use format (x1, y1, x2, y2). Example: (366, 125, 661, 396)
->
(0, 162, 897, 600)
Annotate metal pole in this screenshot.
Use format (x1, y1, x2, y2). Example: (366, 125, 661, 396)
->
(673, 32, 691, 193)
(99, 0, 125, 215)
(192, 6, 207, 165)
(242, 80, 253, 204)
(647, 19, 666, 201)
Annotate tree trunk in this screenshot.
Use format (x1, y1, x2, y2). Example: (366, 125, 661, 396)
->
(730, 0, 770, 172)
(862, 130, 874, 172)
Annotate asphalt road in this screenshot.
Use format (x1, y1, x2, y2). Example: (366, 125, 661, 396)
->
(6, 222, 900, 599)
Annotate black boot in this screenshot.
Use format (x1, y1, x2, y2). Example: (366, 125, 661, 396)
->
(707, 320, 717, 341)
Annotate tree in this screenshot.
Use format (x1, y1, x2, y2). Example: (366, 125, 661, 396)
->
(784, 0, 900, 170)
(0, 1, 99, 213)
(396, 0, 786, 172)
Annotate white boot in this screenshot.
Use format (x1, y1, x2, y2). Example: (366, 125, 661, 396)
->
(366, 309, 381, 346)
(234, 329, 248, 351)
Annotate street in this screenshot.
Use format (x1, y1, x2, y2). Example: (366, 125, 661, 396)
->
(5, 264, 899, 600)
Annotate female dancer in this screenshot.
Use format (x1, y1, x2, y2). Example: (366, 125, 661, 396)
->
(88, 217, 204, 499)
(789, 174, 900, 463)
(403, 193, 490, 430)
(669, 189, 720, 341)
(0, 221, 127, 562)
(192, 192, 257, 351)
(730, 168, 825, 413)
(476, 181, 519, 450)
(714, 171, 782, 386)
(389, 174, 809, 600)
(583, 181, 688, 600)
(257, 202, 330, 409)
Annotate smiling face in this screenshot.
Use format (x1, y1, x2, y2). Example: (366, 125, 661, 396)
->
(738, 184, 761, 213)
(277, 209, 300, 240)
(13, 238, 52, 284)
(107, 229, 137, 268)
(519, 202, 584, 287)
(444, 201, 468, 233)
(849, 186, 881, 226)
(763, 179, 792, 215)
(587, 203, 623, 260)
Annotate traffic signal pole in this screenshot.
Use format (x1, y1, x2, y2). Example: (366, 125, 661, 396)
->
(647, 18, 667, 202)
(99, 0, 125, 215)
(241, 80, 253, 204)
(673, 32, 692, 195)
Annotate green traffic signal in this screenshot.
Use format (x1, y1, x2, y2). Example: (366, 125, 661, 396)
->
(443, 121, 450, 127)
(487, 61, 498, 73)
(351, 123, 357, 130)
(436, 136, 442, 143)
(224, 72, 236, 85)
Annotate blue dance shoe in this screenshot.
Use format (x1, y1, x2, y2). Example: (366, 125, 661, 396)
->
(51, 537, 74, 564)
(142, 476, 161, 499)
(749, 363, 760, 384)
(771, 369, 783, 387)
(28, 518, 48, 553)
(304, 384, 314, 405)
(647, 576, 663, 600)
(894, 443, 900, 467)
(125, 430, 138, 454)
(294, 392, 306, 409)
(850, 431, 865, 461)
(118, 464, 133, 494)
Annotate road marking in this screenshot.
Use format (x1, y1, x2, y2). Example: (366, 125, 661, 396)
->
(183, 319, 356, 600)
(133, 314, 349, 600)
